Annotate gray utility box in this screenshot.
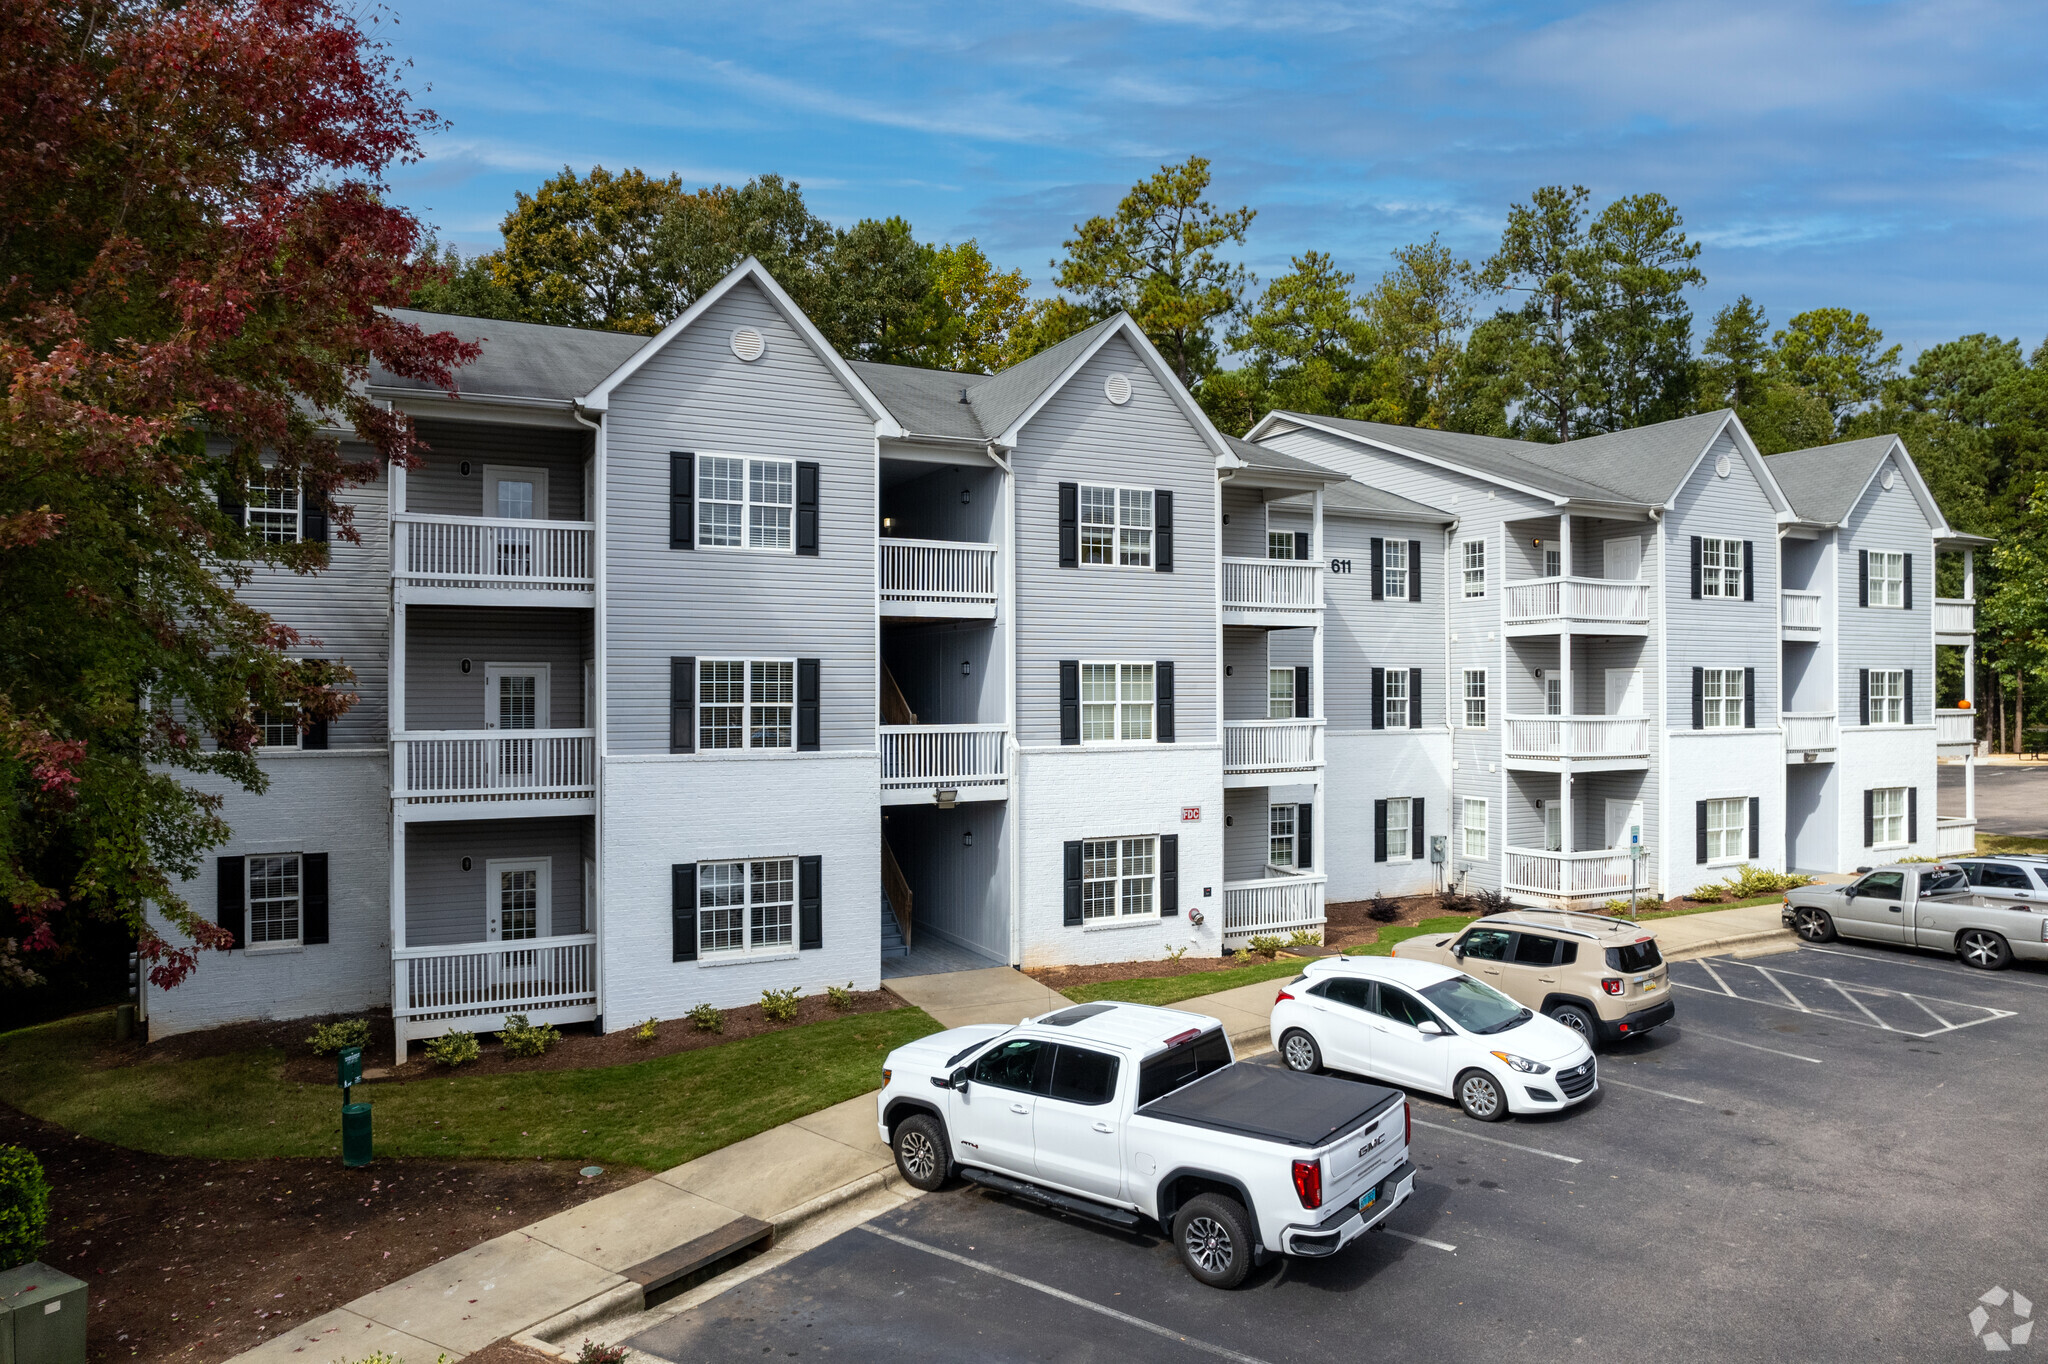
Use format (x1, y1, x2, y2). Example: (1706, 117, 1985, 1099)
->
(0, 1261, 88, 1364)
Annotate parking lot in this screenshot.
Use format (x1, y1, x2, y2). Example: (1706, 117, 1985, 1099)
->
(627, 945, 2048, 1363)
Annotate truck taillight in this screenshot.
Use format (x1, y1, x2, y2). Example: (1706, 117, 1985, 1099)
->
(1291, 1159, 1323, 1209)
(1403, 1098, 1411, 1148)
(1601, 978, 1625, 996)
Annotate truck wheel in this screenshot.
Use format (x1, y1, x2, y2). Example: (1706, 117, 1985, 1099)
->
(1456, 1069, 1509, 1122)
(1792, 906, 1836, 943)
(891, 1113, 951, 1191)
(1173, 1192, 1253, 1289)
(1280, 1029, 1323, 1074)
(1958, 929, 2012, 971)
(1547, 1004, 1598, 1042)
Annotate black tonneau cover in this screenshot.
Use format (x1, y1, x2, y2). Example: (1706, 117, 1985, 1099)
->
(1138, 1063, 1401, 1148)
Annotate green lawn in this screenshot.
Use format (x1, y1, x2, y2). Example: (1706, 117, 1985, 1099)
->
(1977, 833, 2048, 855)
(0, 1007, 942, 1171)
(1058, 957, 1304, 1006)
(1341, 915, 1476, 956)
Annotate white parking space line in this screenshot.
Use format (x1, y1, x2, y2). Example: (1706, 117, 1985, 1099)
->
(1672, 957, 2017, 1038)
(859, 1225, 1278, 1364)
(1679, 1028, 1825, 1063)
(1754, 965, 1811, 1011)
(1411, 1117, 1583, 1165)
(1697, 959, 1738, 996)
(1602, 1076, 1705, 1105)
(1904, 994, 1953, 1030)
(1382, 1228, 1458, 1253)
(1829, 979, 1892, 1029)
(1797, 945, 2048, 991)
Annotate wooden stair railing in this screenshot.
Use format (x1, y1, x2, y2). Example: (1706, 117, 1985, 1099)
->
(881, 837, 914, 950)
(880, 660, 918, 727)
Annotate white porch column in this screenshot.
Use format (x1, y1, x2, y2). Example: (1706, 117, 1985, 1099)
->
(1557, 513, 1573, 855)
(389, 813, 406, 1065)
(1311, 488, 1325, 728)
(1964, 547, 1976, 602)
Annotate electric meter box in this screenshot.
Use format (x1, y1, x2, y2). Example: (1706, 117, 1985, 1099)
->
(0, 1260, 88, 1364)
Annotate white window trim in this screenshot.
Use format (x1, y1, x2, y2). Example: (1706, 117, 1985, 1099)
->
(1080, 835, 1160, 926)
(484, 663, 553, 731)
(1077, 482, 1156, 570)
(1461, 539, 1487, 599)
(1385, 797, 1413, 863)
(1869, 668, 1905, 727)
(1871, 787, 1909, 848)
(1267, 666, 1295, 721)
(1460, 798, 1488, 860)
(695, 855, 800, 960)
(1268, 803, 1297, 870)
(1267, 531, 1295, 561)
(246, 473, 303, 544)
(485, 856, 553, 942)
(1079, 660, 1157, 745)
(244, 851, 304, 954)
(697, 452, 797, 554)
(1702, 667, 1746, 730)
(1383, 538, 1410, 600)
(1869, 550, 1905, 609)
(1463, 669, 1488, 729)
(255, 705, 302, 751)
(1384, 668, 1410, 729)
(1703, 797, 1748, 866)
(1701, 536, 1744, 600)
(481, 464, 549, 521)
(697, 657, 797, 752)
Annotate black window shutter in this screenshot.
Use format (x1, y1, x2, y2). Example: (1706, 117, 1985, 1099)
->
(303, 713, 329, 751)
(301, 482, 329, 545)
(1690, 536, 1702, 599)
(797, 658, 821, 751)
(1907, 787, 1918, 844)
(1691, 667, 1704, 730)
(1695, 802, 1708, 864)
(218, 856, 245, 949)
(1748, 797, 1761, 861)
(1863, 790, 1875, 848)
(1374, 800, 1388, 863)
(1743, 667, 1756, 729)
(302, 853, 329, 945)
(1058, 482, 1078, 568)
(1409, 667, 1424, 729)
(795, 462, 820, 557)
(1371, 667, 1385, 729)
(1858, 550, 1868, 607)
(1059, 661, 1080, 745)
(1742, 540, 1755, 601)
(670, 453, 694, 550)
(1409, 540, 1423, 602)
(1063, 841, 1084, 925)
(1412, 798, 1425, 860)
(1293, 531, 1309, 562)
(1159, 834, 1179, 917)
(672, 864, 698, 961)
(1293, 665, 1311, 719)
(1370, 537, 1385, 601)
(1155, 490, 1173, 571)
(1297, 803, 1313, 871)
(1903, 669, 1914, 725)
(1155, 661, 1175, 743)
(1858, 668, 1870, 727)
(1902, 552, 1913, 610)
(218, 485, 245, 528)
(670, 657, 695, 753)
(799, 855, 823, 949)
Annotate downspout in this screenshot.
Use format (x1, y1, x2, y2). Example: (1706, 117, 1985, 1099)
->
(573, 405, 606, 1031)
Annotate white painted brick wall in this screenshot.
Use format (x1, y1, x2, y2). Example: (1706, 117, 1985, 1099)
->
(1323, 731, 1453, 902)
(1835, 728, 1939, 868)
(1662, 731, 1789, 893)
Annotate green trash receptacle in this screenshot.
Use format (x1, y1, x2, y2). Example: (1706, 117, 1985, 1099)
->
(342, 1101, 373, 1168)
(0, 1260, 88, 1364)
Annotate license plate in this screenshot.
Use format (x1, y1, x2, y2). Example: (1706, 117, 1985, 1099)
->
(1359, 1186, 1378, 1212)
(1641, 979, 1659, 992)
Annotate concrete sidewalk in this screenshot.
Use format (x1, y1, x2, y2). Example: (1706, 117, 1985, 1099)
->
(880, 964, 1068, 1028)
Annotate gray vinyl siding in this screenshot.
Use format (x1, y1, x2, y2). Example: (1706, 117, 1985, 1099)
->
(602, 279, 879, 755)
(1663, 433, 1780, 727)
(407, 420, 590, 520)
(403, 816, 589, 945)
(884, 802, 1009, 960)
(1220, 483, 1269, 558)
(1224, 787, 1274, 880)
(879, 456, 1000, 542)
(1224, 629, 1274, 721)
(882, 621, 1003, 725)
(1837, 451, 1935, 723)
(404, 606, 591, 730)
(1013, 335, 1219, 746)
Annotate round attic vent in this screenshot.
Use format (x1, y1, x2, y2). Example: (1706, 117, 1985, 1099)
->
(1715, 454, 1732, 479)
(1881, 468, 1896, 491)
(730, 326, 765, 362)
(1104, 373, 1132, 406)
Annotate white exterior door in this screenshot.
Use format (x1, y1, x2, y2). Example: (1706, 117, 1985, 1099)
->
(1542, 801, 1564, 852)
(485, 664, 549, 786)
(1606, 799, 1645, 851)
(485, 857, 550, 942)
(483, 465, 547, 578)
(1603, 536, 1643, 581)
(1605, 668, 1644, 717)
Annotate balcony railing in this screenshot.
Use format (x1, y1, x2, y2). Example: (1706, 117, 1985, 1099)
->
(394, 730, 596, 807)
(1504, 576, 1651, 629)
(1221, 558, 1322, 616)
(879, 539, 998, 612)
(394, 513, 593, 593)
(1936, 708, 1977, 747)
(1782, 590, 1823, 632)
(1936, 817, 1978, 857)
(1502, 715, 1649, 761)
(1784, 712, 1839, 753)
(879, 724, 1008, 795)
(1222, 873, 1327, 942)
(392, 934, 598, 1061)
(1935, 599, 1976, 636)
(1223, 719, 1323, 775)
(1504, 848, 1646, 901)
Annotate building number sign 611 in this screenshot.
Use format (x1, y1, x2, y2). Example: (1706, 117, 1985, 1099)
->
(1329, 558, 1353, 574)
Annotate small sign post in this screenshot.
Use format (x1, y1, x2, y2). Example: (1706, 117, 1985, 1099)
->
(1628, 830, 1646, 921)
(338, 1045, 371, 1168)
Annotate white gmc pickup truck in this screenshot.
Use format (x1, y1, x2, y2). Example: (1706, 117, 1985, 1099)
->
(875, 1000, 1415, 1288)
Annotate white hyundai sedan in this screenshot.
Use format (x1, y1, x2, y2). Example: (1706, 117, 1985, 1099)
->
(1269, 956, 1598, 1122)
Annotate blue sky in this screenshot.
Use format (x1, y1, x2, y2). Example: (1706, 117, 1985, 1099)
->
(386, 0, 2048, 360)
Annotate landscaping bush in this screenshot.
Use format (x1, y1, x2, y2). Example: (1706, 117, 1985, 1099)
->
(578, 1340, 629, 1364)
(0, 1145, 50, 1270)
(499, 1014, 559, 1059)
(760, 987, 801, 1023)
(633, 1017, 659, 1044)
(1473, 888, 1516, 915)
(425, 1030, 480, 1068)
(1602, 898, 1634, 914)
(688, 1002, 724, 1034)
(1245, 934, 1284, 958)
(1722, 864, 1815, 897)
(1366, 892, 1401, 924)
(306, 1017, 371, 1056)
(1688, 883, 1726, 904)
(1435, 886, 1476, 915)
(1285, 928, 1322, 948)
(1231, 947, 1254, 965)
(825, 983, 855, 1010)
(1163, 943, 1189, 962)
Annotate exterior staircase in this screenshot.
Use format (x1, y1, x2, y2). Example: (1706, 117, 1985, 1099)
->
(880, 894, 909, 959)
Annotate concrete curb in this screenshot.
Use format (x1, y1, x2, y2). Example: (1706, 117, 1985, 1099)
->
(1661, 928, 1799, 961)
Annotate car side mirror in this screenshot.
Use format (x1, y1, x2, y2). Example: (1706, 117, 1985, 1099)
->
(1417, 1021, 1444, 1036)
(1842, 887, 1857, 899)
(1450, 945, 1465, 960)
(949, 1067, 971, 1091)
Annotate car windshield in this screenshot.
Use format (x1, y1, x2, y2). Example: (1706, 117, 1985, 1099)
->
(1420, 974, 1529, 1035)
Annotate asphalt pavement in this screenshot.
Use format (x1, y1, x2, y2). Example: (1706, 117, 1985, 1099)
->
(626, 944, 2048, 1364)
(1939, 761, 2048, 837)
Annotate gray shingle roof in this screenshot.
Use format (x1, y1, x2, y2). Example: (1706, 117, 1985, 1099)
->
(960, 316, 1124, 440)
(1268, 480, 1454, 524)
(849, 362, 993, 441)
(1764, 436, 1898, 525)
(376, 309, 648, 404)
(1222, 435, 1346, 481)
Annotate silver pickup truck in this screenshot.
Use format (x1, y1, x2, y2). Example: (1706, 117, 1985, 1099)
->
(1782, 862, 2048, 969)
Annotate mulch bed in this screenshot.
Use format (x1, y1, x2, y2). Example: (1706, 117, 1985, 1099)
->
(0, 1101, 647, 1364)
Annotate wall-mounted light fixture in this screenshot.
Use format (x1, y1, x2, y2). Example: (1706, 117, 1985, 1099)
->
(960, 488, 971, 505)
(963, 830, 974, 847)
(1225, 665, 1233, 676)
(1222, 513, 1231, 524)
(1533, 667, 1544, 679)
(1225, 815, 1234, 827)
(461, 856, 473, 871)
(460, 658, 472, 674)
(460, 460, 472, 477)
(881, 517, 896, 535)
(1531, 537, 1542, 547)
(961, 660, 972, 676)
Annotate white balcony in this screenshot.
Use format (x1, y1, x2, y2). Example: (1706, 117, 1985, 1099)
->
(1222, 873, 1327, 943)
(1502, 715, 1650, 771)
(393, 730, 596, 820)
(1935, 598, 1976, 642)
(394, 513, 594, 606)
(1222, 557, 1322, 627)
(1782, 589, 1823, 640)
(1936, 817, 1978, 857)
(1504, 848, 1650, 908)
(1223, 719, 1324, 786)
(1784, 712, 1838, 761)
(879, 724, 1008, 804)
(879, 539, 999, 619)
(392, 934, 598, 1062)
(1503, 576, 1651, 637)
(1936, 708, 1978, 752)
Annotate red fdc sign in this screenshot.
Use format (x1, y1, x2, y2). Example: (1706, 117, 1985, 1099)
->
(1181, 806, 1202, 823)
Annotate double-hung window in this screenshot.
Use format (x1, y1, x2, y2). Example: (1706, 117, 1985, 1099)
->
(255, 708, 299, 750)
(1701, 537, 1743, 598)
(1079, 484, 1153, 567)
(699, 456, 795, 551)
(1544, 675, 1563, 717)
(1385, 798, 1412, 862)
(1269, 805, 1297, 868)
(1383, 540, 1410, 599)
(1543, 547, 1561, 579)
(698, 857, 796, 957)
(1081, 662, 1153, 742)
(1268, 531, 1295, 561)
(1462, 540, 1486, 598)
(1384, 668, 1410, 728)
(1870, 787, 1907, 846)
(697, 659, 795, 750)
(1081, 836, 1157, 921)
(1704, 798, 1746, 862)
(247, 477, 302, 544)
(246, 854, 302, 948)
(1267, 667, 1295, 720)
(1868, 552, 1904, 608)
(1702, 668, 1745, 728)
(1463, 669, 1488, 728)
(1460, 799, 1488, 859)
(1869, 669, 1904, 725)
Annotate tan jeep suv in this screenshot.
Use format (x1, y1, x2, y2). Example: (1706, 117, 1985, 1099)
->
(1392, 909, 1674, 1046)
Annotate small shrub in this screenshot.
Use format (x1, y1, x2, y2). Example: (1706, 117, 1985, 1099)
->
(633, 1016, 659, 1044)
(825, 982, 855, 1010)
(1435, 886, 1476, 915)
(760, 986, 801, 1023)
(1366, 892, 1402, 924)
(1285, 928, 1322, 948)
(688, 1002, 724, 1034)
(1231, 947, 1254, 965)
(499, 1013, 559, 1059)
(1602, 898, 1634, 914)
(0, 1145, 50, 1271)
(306, 1017, 371, 1055)
(1473, 888, 1516, 916)
(1688, 883, 1726, 904)
(425, 1030, 480, 1068)
(577, 1341, 629, 1364)
(1163, 943, 1189, 963)
(1245, 934, 1284, 959)
(1722, 864, 1816, 897)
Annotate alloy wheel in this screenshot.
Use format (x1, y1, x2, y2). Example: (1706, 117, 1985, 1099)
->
(1283, 1034, 1318, 1071)
(1960, 930, 2003, 969)
(1794, 908, 1828, 941)
(899, 1129, 938, 1182)
(1184, 1216, 1234, 1275)
(1461, 1074, 1501, 1119)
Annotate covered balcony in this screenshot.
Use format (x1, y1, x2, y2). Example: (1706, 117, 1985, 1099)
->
(1502, 715, 1649, 772)
(1784, 712, 1839, 762)
(393, 730, 596, 820)
(1937, 707, 1977, 755)
(879, 540, 999, 619)
(1504, 847, 1650, 909)
(1222, 872, 1327, 945)
(393, 935, 597, 1061)
(1935, 599, 1976, 644)
(1503, 577, 1651, 637)
(1782, 589, 1823, 640)
(879, 723, 1009, 805)
(393, 514, 595, 606)
(1222, 719, 1324, 787)
(1221, 558, 1322, 627)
